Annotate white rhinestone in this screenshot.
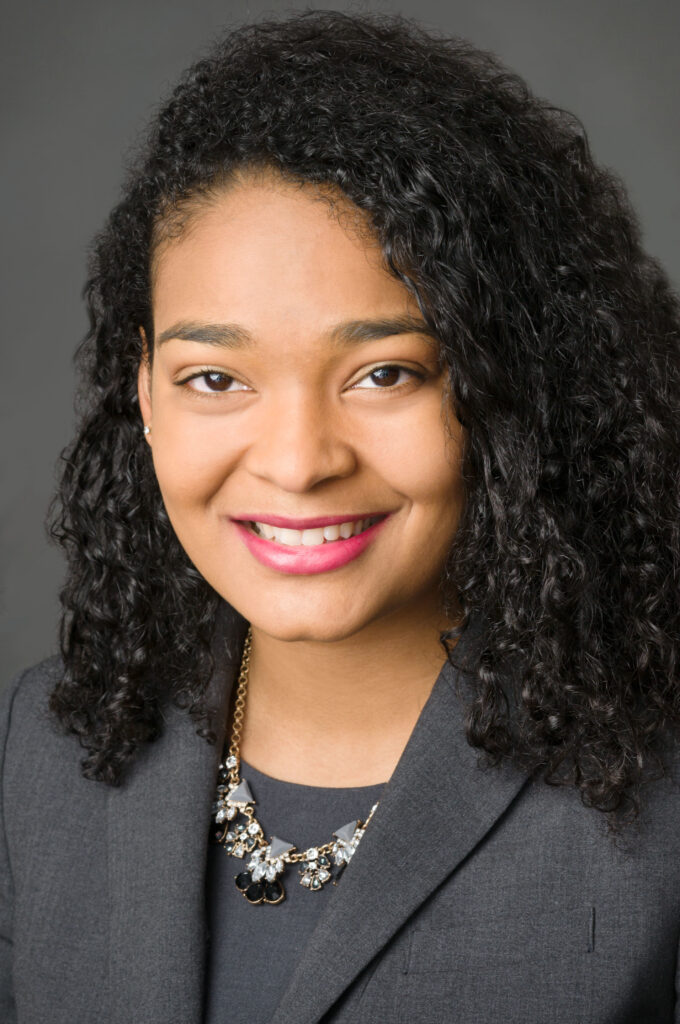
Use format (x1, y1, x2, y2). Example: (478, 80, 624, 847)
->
(318, 869, 331, 882)
(226, 755, 237, 768)
(252, 862, 267, 881)
(226, 806, 237, 820)
(265, 863, 278, 881)
(215, 808, 227, 823)
(301, 874, 312, 887)
(247, 823, 259, 835)
(306, 848, 318, 860)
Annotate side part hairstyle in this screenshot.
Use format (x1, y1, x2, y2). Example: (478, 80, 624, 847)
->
(48, 11, 680, 822)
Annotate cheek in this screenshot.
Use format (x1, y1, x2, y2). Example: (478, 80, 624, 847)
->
(149, 416, 240, 510)
(372, 404, 464, 511)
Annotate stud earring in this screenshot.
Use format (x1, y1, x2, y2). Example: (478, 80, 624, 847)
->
(143, 425, 151, 435)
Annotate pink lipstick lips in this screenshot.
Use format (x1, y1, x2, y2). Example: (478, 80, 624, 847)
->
(231, 514, 391, 575)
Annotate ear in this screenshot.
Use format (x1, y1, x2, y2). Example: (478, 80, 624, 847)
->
(137, 327, 153, 437)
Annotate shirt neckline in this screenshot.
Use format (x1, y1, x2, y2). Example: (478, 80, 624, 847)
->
(239, 757, 388, 794)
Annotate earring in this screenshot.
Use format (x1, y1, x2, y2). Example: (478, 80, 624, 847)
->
(143, 425, 151, 435)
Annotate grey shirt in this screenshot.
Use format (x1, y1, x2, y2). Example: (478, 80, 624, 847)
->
(204, 758, 387, 1023)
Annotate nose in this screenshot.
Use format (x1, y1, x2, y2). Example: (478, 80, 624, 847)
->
(243, 388, 357, 492)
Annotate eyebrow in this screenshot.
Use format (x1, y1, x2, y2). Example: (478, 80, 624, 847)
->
(155, 315, 438, 349)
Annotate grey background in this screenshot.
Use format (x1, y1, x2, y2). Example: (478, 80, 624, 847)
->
(2, 0, 679, 685)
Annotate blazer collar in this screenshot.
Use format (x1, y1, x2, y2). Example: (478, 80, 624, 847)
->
(107, 606, 529, 1024)
(270, 611, 530, 1023)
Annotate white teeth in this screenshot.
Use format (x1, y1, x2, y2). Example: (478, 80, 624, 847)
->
(278, 528, 302, 546)
(301, 528, 325, 546)
(251, 516, 382, 546)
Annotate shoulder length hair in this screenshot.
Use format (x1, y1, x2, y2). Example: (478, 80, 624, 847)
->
(48, 10, 680, 822)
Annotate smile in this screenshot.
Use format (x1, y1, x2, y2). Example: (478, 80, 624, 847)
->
(248, 515, 384, 546)
(231, 514, 391, 575)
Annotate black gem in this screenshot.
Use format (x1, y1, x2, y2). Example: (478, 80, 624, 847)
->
(245, 882, 265, 904)
(318, 856, 330, 866)
(209, 819, 227, 844)
(234, 872, 251, 892)
(264, 880, 284, 904)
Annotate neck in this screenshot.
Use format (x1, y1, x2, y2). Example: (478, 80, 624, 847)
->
(232, 599, 463, 787)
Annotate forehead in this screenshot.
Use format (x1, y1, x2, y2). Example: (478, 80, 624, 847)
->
(150, 176, 422, 334)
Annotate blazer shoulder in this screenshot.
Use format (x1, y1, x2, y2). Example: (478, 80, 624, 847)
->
(0, 654, 64, 741)
(0, 654, 83, 788)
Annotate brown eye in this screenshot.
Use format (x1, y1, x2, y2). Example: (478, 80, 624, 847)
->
(201, 372, 233, 392)
(369, 366, 402, 387)
(352, 365, 424, 390)
(179, 370, 249, 394)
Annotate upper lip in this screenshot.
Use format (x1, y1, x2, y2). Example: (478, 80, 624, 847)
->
(231, 512, 390, 530)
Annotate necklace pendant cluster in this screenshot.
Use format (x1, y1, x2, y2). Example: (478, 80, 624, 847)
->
(209, 627, 381, 906)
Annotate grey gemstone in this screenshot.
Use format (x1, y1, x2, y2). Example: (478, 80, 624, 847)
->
(269, 836, 296, 858)
(333, 821, 358, 844)
(228, 779, 255, 805)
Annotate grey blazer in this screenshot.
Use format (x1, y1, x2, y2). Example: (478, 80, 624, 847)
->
(1, 612, 680, 1024)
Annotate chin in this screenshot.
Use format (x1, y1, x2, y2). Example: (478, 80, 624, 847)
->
(224, 594, 380, 645)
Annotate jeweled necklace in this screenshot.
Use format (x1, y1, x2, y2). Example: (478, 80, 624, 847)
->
(209, 626, 381, 905)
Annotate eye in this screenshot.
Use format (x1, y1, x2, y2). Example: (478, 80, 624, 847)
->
(351, 364, 425, 390)
(176, 370, 250, 394)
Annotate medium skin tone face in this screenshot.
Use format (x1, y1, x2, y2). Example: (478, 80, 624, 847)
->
(138, 173, 466, 785)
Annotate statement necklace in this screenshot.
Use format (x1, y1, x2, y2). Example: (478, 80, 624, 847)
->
(209, 626, 381, 905)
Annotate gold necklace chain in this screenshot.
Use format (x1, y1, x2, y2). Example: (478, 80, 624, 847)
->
(210, 625, 381, 904)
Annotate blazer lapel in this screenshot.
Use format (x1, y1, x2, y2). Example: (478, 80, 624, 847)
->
(106, 605, 528, 1024)
(271, 612, 531, 1024)
(107, 604, 247, 1024)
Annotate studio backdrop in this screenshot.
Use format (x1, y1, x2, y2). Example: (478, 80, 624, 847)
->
(1, 0, 678, 685)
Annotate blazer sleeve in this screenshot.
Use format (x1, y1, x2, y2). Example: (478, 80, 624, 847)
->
(0, 669, 23, 1024)
(676, 931, 680, 1023)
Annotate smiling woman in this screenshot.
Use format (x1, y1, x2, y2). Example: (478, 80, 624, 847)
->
(138, 175, 464, 671)
(2, 10, 680, 1024)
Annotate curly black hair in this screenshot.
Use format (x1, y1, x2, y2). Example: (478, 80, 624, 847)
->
(47, 9, 680, 822)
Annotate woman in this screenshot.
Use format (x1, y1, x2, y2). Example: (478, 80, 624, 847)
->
(1, 10, 679, 1023)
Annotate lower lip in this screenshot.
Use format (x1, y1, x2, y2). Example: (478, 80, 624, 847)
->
(232, 516, 391, 575)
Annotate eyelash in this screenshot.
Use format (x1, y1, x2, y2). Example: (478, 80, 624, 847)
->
(175, 364, 426, 397)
